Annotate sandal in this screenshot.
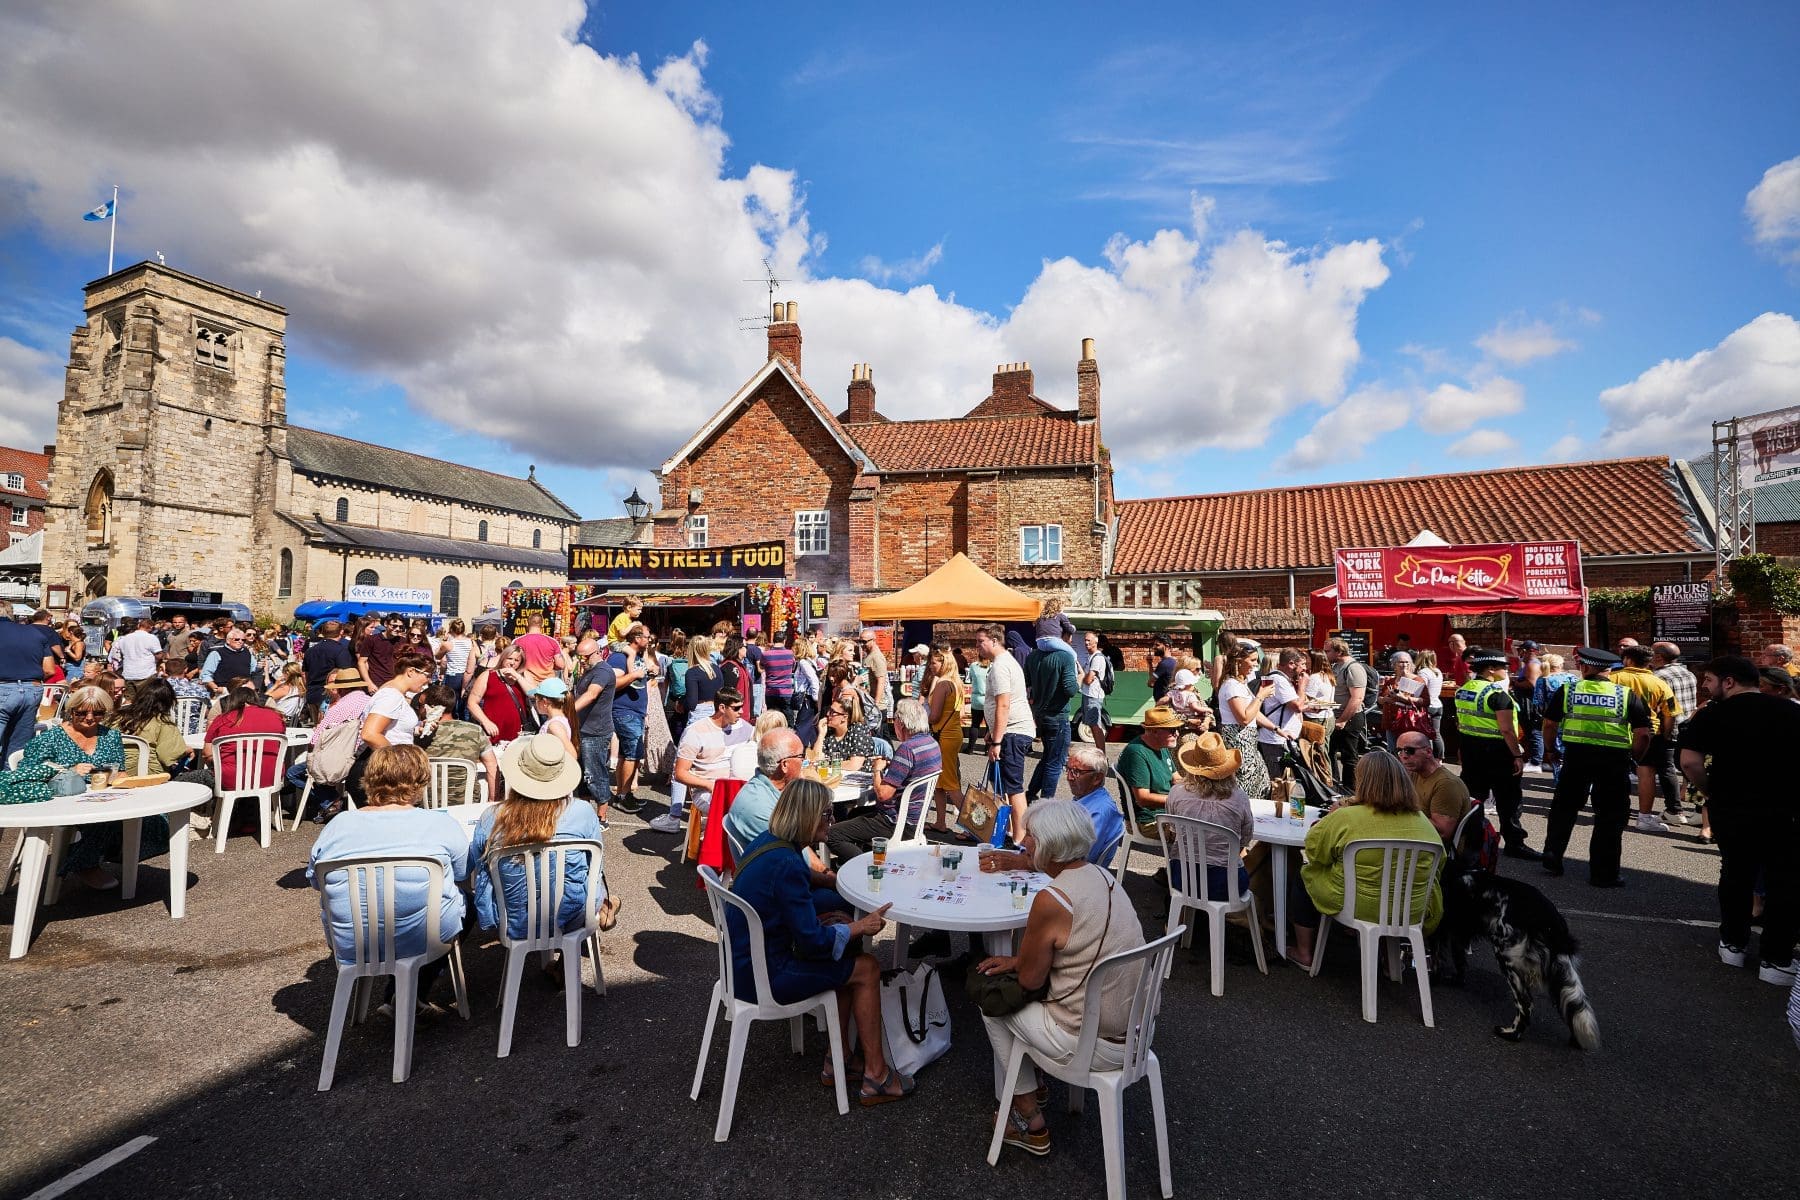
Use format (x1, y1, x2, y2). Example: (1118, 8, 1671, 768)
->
(858, 1066, 916, 1107)
(597, 894, 623, 932)
(1003, 1106, 1052, 1156)
(820, 1052, 864, 1088)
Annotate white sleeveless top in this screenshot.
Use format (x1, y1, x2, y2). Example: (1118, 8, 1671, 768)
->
(1042, 863, 1146, 1037)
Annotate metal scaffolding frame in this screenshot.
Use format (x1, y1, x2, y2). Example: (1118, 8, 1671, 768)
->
(1714, 416, 1755, 581)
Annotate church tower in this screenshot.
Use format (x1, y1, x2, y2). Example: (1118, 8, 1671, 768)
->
(42, 262, 289, 611)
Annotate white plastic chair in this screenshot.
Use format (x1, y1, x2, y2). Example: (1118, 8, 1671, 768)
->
(1109, 763, 1165, 885)
(209, 732, 288, 853)
(484, 838, 607, 1058)
(1308, 838, 1442, 1026)
(1156, 813, 1267, 995)
(37, 685, 67, 722)
(887, 770, 942, 846)
(120, 734, 154, 777)
(173, 697, 205, 737)
(986, 929, 1183, 1200)
(312, 854, 470, 1089)
(426, 757, 479, 809)
(690, 864, 850, 1141)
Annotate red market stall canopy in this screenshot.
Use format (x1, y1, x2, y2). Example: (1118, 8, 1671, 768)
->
(857, 553, 1043, 622)
(1328, 540, 1588, 618)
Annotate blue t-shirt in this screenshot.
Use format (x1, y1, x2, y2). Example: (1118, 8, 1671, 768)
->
(723, 772, 779, 853)
(471, 799, 604, 940)
(0, 619, 50, 681)
(607, 650, 647, 717)
(306, 809, 469, 964)
(1075, 784, 1126, 865)
(880, 733, 943, 822)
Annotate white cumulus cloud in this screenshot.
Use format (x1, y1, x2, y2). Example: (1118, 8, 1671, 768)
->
(858, 241, 945, 286)
(1475, 318, 1575, 366)
(1418, 376, 1524, 434)
(0, 0, 1390, 501)
(1446, 428, 1518, 458)
(1747, 156, 1800, 262)
(1597, 312, 1800, 455)
(1276, 385, 1413, 471)
(0, 336, 63, 448)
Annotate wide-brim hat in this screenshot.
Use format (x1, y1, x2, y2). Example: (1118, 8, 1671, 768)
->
(1172, 669, 1198, 688)
(1141, 705, 1183, 729)
(1176, 731, 1242, 780)
(501, 733, 584, 800)
(324, 668, 367, 691)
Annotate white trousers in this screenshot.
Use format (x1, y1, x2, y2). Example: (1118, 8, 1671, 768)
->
(983, 1002, 1123, 1100)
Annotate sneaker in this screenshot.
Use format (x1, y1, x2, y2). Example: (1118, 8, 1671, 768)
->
(1635, 812, 1670, 833)
(1483, 802, 1498, 819)
(1759, 960, 1798, 985)
(1668, 810, 1690, 825)
(1541, 854, 1564, 877)
(1717, 942, 1746, 967)
(613, 795, 645, 815)
(647, 813, 685, 833)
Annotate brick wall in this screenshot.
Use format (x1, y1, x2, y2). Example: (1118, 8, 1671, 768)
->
(654, 370, 860, 591)
(993, 468, 1103, 584)
(1754, 522, 1800, 556)
(875, 475, 967, 588)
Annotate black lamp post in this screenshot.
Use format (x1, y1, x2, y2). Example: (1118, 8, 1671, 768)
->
(623, 488, 649, 524)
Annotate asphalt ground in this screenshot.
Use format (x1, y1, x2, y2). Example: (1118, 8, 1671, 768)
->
(3, 752, 1798, 1199)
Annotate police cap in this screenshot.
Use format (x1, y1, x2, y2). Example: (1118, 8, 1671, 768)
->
(1576, 645, 1623, 669)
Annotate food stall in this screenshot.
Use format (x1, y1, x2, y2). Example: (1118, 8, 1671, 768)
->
(560, 539, 814, 640)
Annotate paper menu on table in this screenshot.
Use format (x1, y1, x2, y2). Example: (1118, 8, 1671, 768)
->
(915, 883, 970, 905)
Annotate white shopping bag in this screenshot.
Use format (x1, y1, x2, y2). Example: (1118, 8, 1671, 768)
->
(880, 963, 951, 1077)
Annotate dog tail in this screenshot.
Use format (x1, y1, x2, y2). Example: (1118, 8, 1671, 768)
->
(1550, 952, 1601, 1051)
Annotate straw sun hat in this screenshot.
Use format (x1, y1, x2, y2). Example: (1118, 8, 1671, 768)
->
(324, 668, 367, 691)
(1176, 731, 1241, 780)
(500, 733, 583, 800)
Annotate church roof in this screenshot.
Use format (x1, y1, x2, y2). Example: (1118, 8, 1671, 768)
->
(286, 427, 580, 522)
(577, 517, 639, 546)
(285, 515, 568, 571)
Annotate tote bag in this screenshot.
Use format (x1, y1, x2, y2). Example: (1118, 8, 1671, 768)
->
(880, 963, 951, 1077)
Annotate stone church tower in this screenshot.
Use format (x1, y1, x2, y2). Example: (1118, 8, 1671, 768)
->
(42, 262, 289, 611)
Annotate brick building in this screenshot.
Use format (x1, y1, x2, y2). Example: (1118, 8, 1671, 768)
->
(0, 445, 50, 606)
(42, 262, 576, 619)
(651, 301, 1110, 621)
(1108, 457, 1716, 650)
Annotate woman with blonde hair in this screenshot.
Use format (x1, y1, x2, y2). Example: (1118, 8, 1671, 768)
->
(924, 643, 966, 835)
(436, 617, 475, 712)
(685, 633, 720, 720)
(473, 733, 615, 970)
(1165, 732, 1255, 896)
(1287, 750, 1442, 969)
(267, 660, 307, 721)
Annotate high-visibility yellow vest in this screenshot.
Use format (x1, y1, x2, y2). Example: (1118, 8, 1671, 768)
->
(1454, 680, 1507, 740)
(1561, 679, 1632, 750)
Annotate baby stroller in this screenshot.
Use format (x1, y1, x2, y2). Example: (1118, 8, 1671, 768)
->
(1276, 742, 1348, 810)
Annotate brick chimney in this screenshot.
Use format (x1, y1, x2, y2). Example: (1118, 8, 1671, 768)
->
(991, 362, 1034, 413)
(1076, 337, 1099, 423)
(766, 299, 801, 375)
(845, 363, 879, 422)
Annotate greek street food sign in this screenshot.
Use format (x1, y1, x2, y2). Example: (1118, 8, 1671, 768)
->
(567, 539, 788, 582)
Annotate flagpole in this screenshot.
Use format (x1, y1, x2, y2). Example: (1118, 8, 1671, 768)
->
(108, 185, 118, 275)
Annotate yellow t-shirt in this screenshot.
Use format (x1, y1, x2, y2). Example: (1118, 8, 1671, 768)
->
(606, 612, 636, 646)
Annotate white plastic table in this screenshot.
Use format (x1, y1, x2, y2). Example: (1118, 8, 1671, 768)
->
(831, 773, 874, 812)
(836, 845, 1051, 961)
(0, 781, 214, 959)
(1250, 797, 1324, 960)
(442, 802, 492, 837)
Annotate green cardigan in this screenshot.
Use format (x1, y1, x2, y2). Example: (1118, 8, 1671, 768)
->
(1300, 803, 1443, 934)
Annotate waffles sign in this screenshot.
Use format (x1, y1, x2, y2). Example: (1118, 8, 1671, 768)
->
(1334, 541, 1583, 604)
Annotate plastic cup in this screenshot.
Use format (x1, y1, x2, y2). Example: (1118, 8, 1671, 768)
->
(1271, 798, 1286, 820)
(1011, 882, 1029, 911)
(943, 850, 963, 879)
(871, 837, 888, 867)
(867, 863, 884, 893)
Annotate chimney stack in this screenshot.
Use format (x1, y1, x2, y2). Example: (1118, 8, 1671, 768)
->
(1076, 338, 1099, 423)
(845, 363, 879, 422)
(767, 299, 802, 375)
(989, 362, 1035, 414)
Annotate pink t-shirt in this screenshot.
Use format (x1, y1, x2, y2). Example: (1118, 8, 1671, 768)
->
(514, 632, 561, 680)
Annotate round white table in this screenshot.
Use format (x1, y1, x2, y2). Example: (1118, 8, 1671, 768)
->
(442, 801, 492, 838)
(0, 781, 214, 959)
(836, 845, 1051, 961)
(1250, 797, 1324, 960)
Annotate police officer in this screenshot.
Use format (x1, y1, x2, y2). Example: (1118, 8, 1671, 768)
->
(1455, 647, 1542, 859)
(1540, 646, 1651, 887)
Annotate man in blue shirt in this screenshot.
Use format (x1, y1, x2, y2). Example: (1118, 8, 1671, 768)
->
(828, 698, 940, 864)
(723, 728, 807, 852)
(0, 614, 54, 765)
(607, 622, 655, 813)
(980, 745, 1123, 871)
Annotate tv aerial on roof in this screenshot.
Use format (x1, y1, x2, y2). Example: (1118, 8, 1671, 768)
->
(736, 258, 790, 330)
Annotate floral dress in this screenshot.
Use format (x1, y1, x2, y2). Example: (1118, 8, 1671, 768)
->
(0, 725, 170, 874)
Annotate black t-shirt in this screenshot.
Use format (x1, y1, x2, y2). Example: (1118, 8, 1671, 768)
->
(1151, 656, 1177, 700)
(303, 637, 354, 689)
(1678, 691, 1800, 814)
(576, 662, 618, 738)
(688, 664, 721, 706)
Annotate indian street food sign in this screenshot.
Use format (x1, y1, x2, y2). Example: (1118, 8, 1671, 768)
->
(567, 539, 788, 582)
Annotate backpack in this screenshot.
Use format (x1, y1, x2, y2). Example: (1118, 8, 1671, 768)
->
(1096, 656, 1116, 695)
(305, 718, 364, 786)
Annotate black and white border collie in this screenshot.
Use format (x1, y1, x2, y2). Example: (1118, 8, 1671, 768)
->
(1440, 868, 1602, 1051)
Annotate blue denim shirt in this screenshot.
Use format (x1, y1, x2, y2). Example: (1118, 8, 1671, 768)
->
(471, 800, 604, 939)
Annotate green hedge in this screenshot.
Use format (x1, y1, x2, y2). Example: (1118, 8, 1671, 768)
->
(1726, 553, 1800, 615)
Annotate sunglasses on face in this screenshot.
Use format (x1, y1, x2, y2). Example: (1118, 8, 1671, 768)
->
(1396, 746, 1426, 756)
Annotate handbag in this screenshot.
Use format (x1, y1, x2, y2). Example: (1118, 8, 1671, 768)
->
(967, 865, 1118, 1017)
(959, 760, 1003, 843)
(881, 963, 952, 1077)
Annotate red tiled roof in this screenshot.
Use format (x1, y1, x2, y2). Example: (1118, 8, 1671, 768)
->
(964, 391, 1059, 419)
(847, 413, 1097, 472)
(1112, 457, 1709, 575)
(0, 445, 50, 501)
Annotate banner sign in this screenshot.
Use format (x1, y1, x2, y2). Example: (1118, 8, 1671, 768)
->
(347, 585, 432, 606)
(1327, 628, 1372, 665)
(155, 589, 223, 606)
(807, 593, 829, 621)
(1334, 541, 1583, 605)
(1651, 582, 1713, 660)
(1737, 405, 1800, 490)
(567, 539, 787, 582)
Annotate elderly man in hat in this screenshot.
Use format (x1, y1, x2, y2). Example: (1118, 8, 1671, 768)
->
(1118, 704, 1184, 834)
(1454, 647, 1542, 859)
(1540, 647, 1651, 886)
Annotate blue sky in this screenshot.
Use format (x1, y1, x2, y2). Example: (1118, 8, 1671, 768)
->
(2, 1, 1798, 519)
